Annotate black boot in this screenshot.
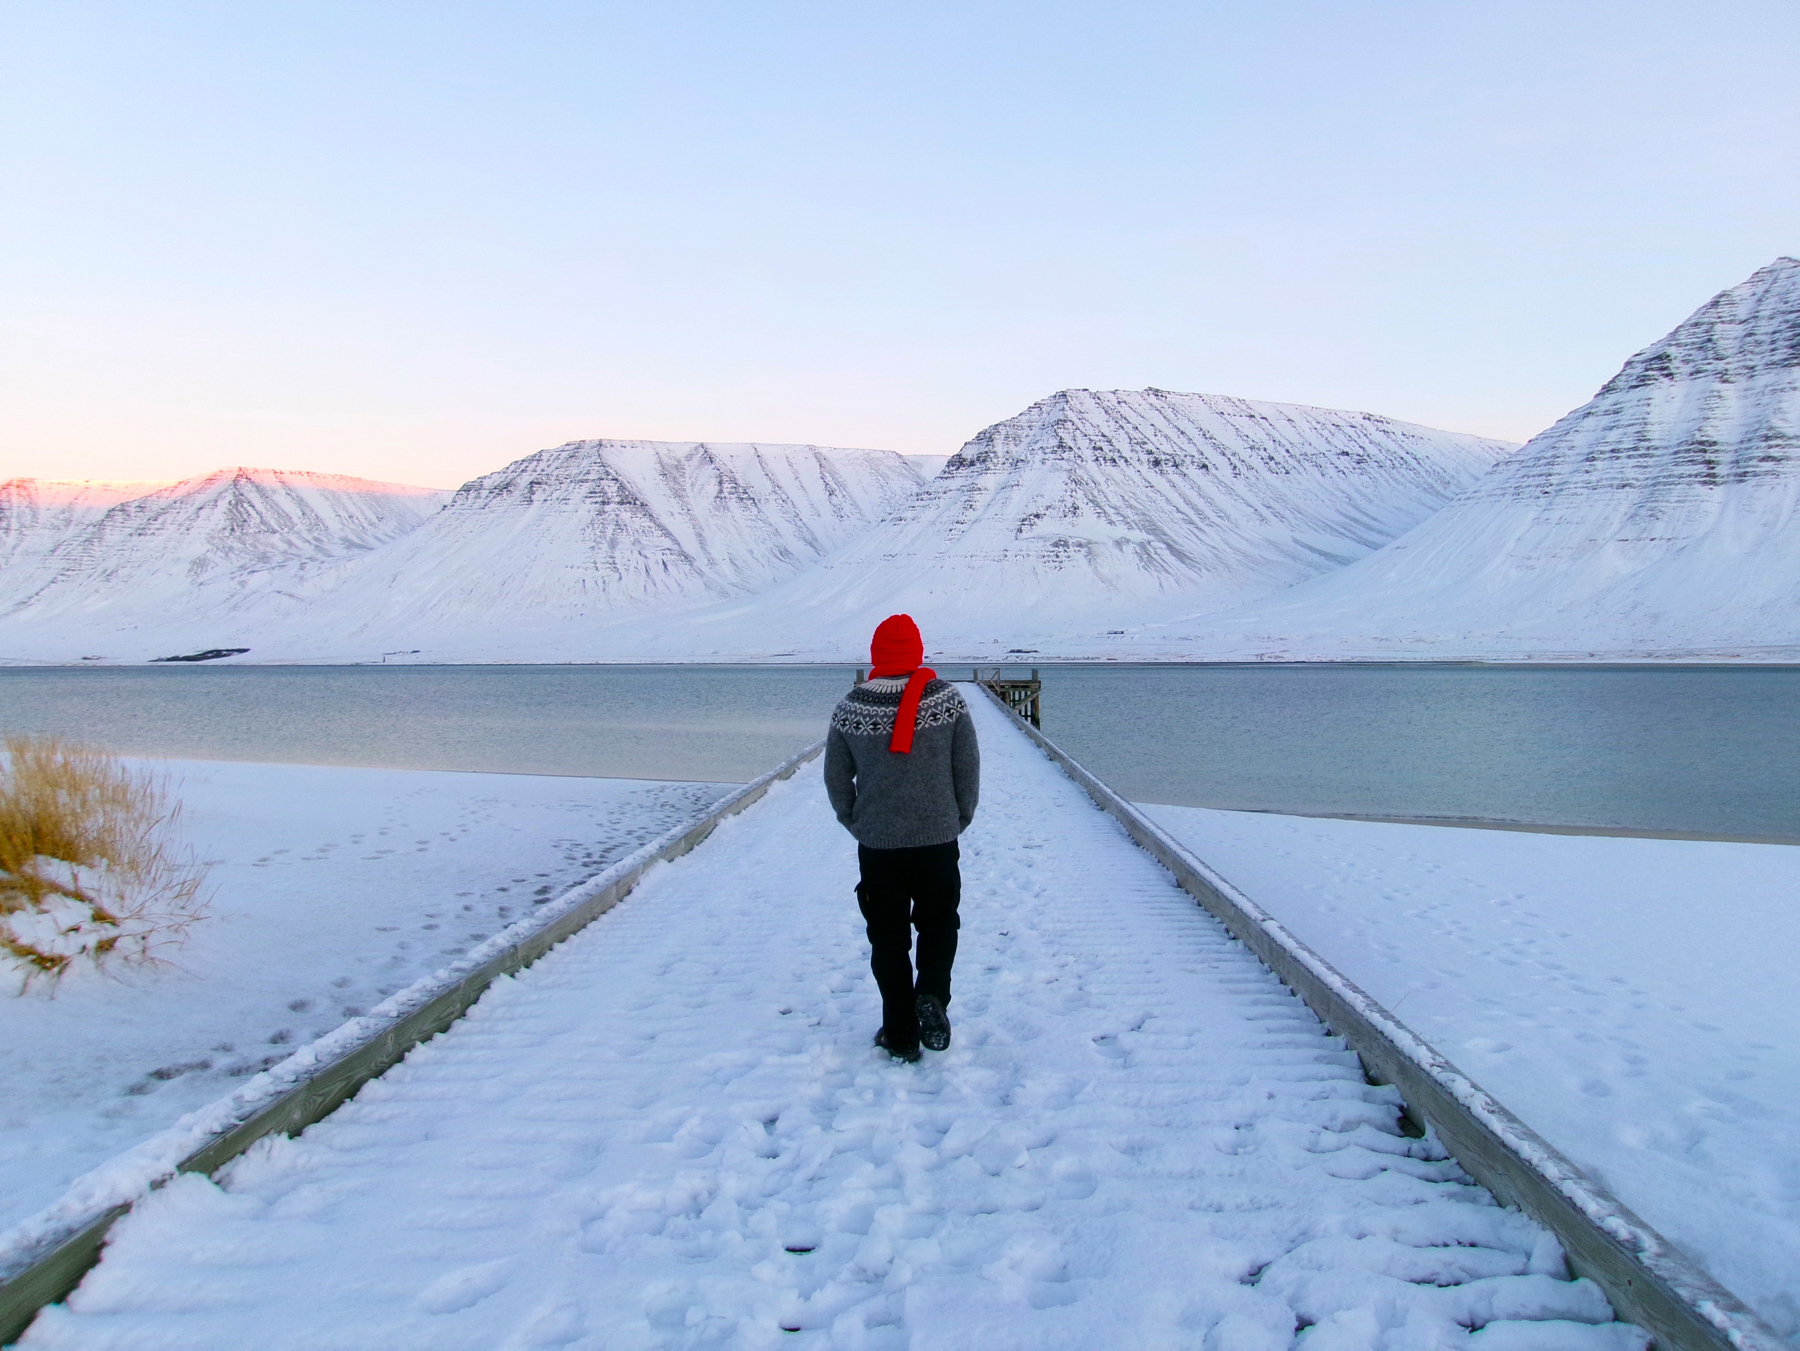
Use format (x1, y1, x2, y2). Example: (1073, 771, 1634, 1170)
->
(874, 1028, 921, 1063)
(916, 994, 951, 1052)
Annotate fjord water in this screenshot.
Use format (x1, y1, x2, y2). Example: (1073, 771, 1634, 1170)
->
(0, 665, 857, 784)
(1041, 663, 1800, 840)
(1, 663, 1795, 839)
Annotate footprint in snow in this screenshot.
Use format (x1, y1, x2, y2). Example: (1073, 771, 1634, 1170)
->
(506, 1298, 587, 1346)
(415, 1258, 513, 1314)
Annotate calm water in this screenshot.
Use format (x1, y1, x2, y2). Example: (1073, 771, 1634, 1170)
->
(1037, 664, 1800, 840)
(1, 664, 1796, 839)
(0, 666, 858, 784)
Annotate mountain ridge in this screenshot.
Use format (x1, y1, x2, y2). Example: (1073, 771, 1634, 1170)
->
(0, 441, 931, 662)
(0, 468, 450, 657)
(13, 254, 1798, 672)
(577, 388, 1517, 661)
(1162, 257, 1800, 659)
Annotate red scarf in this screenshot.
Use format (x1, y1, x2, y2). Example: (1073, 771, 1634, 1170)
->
(868, 614, 935, 754)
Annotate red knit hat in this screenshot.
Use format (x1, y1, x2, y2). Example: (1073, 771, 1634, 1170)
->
(868, 614, 935, 753)
(869, 614, 923, 677)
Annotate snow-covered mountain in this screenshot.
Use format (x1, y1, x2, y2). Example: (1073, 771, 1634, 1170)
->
(601, 390, 1515, 660)
(1173, 258, 1800, 660)
(902, 454, 953, 480)
(250, 440, 931, 659)
(0, 469, 446, 660)
(0, 479, 173, 608)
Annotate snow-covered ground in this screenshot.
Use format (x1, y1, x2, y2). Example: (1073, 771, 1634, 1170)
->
(1140, 805, 1800, 1342)
(0, 760, 731, 1235)
(15, 696, 1645, 1349)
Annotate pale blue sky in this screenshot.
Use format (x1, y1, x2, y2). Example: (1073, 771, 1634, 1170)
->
(3, 1, 1796, 487)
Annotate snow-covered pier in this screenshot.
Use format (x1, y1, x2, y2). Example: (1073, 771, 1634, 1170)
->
(1, 695, 1732, 1348)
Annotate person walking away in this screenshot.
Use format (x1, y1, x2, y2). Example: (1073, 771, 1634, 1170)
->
(824, 615, 980, 1062)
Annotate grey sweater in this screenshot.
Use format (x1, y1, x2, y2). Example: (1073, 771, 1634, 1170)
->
(824, 677, 980, 849)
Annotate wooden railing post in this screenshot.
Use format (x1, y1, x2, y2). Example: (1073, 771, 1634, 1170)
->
(973, 668, 1043, 728)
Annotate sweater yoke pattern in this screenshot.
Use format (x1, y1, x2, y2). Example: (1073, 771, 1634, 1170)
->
(824, 675, 980, 849)
(830, 678, 966, 738)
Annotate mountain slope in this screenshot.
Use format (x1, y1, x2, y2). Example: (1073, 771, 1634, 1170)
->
(0, 469, 446, 658)
(1177, 258, 1800, 659)
(606, 389, 1515, 659)
(0, 480, 173, 609)
(255, 440, 928, 658)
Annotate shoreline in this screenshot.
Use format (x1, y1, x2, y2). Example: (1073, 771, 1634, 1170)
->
(1179, 803, 1800, 847)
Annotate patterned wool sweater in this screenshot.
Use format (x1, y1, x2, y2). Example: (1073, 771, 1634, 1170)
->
(824, 676, 980, 849)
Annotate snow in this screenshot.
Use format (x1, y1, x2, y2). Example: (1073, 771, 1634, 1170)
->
(0, 759, 731, 1236)
(899, 454, 952, 479)
(0, 469, 447, 661)
(1137, 803, 1800, 1342)
(250, 440, 933, 663)
(12, 695, 1646, 1348)
(9, 254, 1800, 669)
(1163, 258, 1800, 662)
(0, 399, 1512, 666)
(586, 389, 1516, 662)
(0, 480, 174, 612)
(0, 444, 929, 665)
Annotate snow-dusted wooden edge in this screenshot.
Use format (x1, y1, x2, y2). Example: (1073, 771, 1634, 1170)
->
(0, 739, 826, 1347)
(972, 684, 1781, 1351)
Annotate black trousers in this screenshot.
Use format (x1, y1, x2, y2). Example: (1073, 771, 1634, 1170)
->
(856, 840, 961, 1048)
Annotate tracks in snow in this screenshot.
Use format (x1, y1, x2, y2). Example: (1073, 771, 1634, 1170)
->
(17, 696, 1645, 1350)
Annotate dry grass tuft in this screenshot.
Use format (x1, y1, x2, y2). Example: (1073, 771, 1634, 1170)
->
(0, 736, 211, 988)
